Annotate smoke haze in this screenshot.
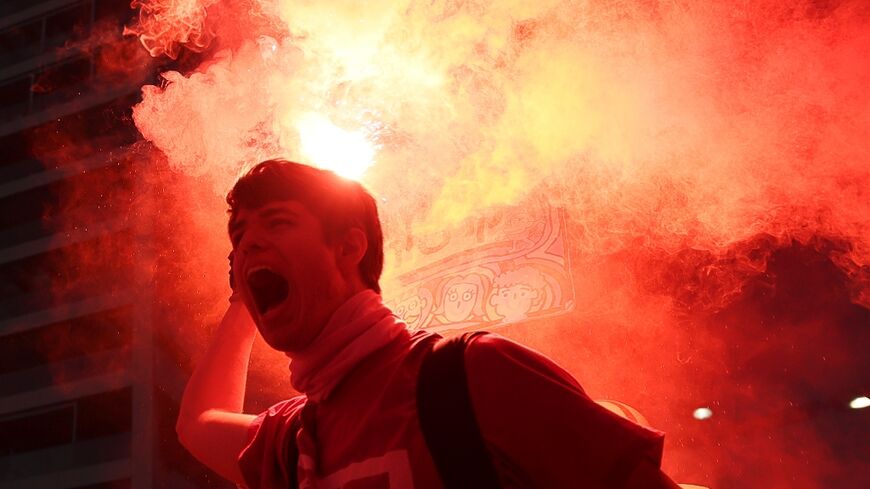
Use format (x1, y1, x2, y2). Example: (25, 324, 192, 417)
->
(35, 1, 869, 487)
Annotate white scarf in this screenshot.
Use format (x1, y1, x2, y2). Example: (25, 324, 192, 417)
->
(288, 290, 408, 402)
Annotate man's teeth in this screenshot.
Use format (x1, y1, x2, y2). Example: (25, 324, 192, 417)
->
(246, 265, 274, 280)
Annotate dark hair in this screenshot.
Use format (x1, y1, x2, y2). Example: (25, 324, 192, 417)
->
(227, 159, 384, 293)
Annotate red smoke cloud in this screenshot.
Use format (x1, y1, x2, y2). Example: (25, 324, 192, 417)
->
(31, 0, 870, 487)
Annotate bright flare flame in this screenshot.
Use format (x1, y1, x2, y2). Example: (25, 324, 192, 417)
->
(296, 113, 376, 181)
(849, 396, 870, 409)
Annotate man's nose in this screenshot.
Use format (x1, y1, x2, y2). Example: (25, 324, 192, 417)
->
(238, 229, 267, 255)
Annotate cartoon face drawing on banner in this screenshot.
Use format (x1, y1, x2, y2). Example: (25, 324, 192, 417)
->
(490, 266, 547, 323)
(436, 274, 487, 324)
(393, 288, 434, 330)
(389, 198, 574, 332)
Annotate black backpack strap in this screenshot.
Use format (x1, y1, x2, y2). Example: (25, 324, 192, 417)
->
(416, 331, 501, 489)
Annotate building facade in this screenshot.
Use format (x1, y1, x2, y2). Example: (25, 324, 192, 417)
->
(0, 1, 223, 488)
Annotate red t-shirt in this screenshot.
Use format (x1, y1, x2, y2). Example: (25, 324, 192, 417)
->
(238, 331, 665, 489)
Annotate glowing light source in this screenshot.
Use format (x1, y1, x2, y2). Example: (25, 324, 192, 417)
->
(296, 113, 376, 181)
(693, 407, 713, 420)
(850, 396, 870, 409)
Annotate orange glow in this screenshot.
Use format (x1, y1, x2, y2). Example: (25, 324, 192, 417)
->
(296, 113, 376, 180)
(131, 0, 870, 275)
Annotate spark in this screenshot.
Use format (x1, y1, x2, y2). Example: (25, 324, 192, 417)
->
(849, 396, 870, 409)
(693, 407, 713, 420)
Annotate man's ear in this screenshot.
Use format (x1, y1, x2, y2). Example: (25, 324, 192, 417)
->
(337, 227, 368, 269)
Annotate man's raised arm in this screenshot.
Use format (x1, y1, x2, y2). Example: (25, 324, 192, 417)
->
(176, 299, 258, 484)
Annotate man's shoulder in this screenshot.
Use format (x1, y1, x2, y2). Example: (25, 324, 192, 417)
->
(462, 332, 526, 355)
(462, 332, 588, 396)
(420, 331, 576, 383)
(464, 333, 566, 371)
(414, 330, 585, 396)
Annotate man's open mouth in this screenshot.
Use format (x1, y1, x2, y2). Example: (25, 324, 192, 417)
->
(246, 267, 290, 315)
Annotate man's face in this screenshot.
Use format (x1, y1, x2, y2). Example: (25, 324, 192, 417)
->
(230, 201, 351, 352)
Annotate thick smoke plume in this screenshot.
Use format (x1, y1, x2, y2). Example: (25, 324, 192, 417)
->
(118, 0, 870, 487)
(133, 0, 869, 286)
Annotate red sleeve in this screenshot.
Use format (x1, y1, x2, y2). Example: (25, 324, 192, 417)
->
(465, 334, 666, 488)
(237, 397, 306, 489)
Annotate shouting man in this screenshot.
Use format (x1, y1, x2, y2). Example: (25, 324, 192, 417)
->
(176, 159, 680, 488)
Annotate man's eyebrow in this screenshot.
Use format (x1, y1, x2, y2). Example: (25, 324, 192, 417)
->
(258, 206, 301, 219)
(229, 205, 301, 237)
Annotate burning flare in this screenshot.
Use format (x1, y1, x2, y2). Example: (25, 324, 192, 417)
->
(296, 113, 376, 180)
